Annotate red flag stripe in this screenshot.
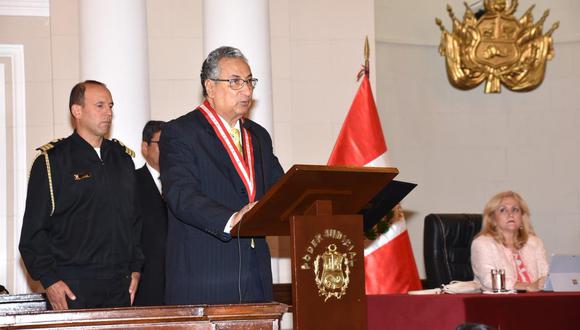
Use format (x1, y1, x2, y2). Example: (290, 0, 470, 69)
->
(328, 76, 387, 166)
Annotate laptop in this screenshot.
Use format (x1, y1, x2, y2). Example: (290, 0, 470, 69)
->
(543, 254, 580, 292)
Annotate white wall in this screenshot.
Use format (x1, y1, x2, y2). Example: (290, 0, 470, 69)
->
(375, 0, 580, 277)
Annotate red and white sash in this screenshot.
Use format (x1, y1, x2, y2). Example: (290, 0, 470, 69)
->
(198, 101, 256, 202)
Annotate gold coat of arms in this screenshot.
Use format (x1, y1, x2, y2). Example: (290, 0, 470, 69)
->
(436, 0, 559, 93)
(314, 244, 351, 301)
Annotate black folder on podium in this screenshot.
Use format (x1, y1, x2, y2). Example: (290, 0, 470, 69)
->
(359, 180, 417, 232)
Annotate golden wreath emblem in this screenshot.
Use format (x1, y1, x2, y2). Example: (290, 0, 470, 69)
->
(300, 229, 356, 302)
(435, 0, 559, 93)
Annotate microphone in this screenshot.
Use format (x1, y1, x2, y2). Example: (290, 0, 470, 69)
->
(236, 207, 243, 303)
(235, 120, 268, 303)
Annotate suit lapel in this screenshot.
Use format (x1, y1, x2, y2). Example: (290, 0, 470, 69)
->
(196, 112, 249, 200)
(244, 121, 265, 199)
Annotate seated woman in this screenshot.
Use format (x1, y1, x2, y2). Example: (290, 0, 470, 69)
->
(471, 191, 548, 292)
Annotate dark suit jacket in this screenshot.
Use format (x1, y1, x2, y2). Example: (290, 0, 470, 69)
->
(133, 165, 168, 306)
(159, 105, 284, 305)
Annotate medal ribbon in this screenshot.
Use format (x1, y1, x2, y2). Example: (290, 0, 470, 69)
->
(198, 101, 256, 202)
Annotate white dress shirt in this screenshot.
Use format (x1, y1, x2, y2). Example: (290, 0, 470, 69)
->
(146, 163, 162, 195)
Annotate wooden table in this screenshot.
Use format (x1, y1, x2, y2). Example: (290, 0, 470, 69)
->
(0, 294, 287, 329)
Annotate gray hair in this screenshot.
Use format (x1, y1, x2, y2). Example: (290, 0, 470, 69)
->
(200, 46, 248, 97)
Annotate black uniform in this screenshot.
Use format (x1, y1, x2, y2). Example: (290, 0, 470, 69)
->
(19, 131, 144, 308)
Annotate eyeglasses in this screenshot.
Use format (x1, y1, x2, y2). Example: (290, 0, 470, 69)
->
(210, 78, 258, 90)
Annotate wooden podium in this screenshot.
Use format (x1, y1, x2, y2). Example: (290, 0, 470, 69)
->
(232, 165, 399, 330)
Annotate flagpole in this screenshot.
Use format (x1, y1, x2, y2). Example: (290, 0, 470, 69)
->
(364, 36, 370, 76)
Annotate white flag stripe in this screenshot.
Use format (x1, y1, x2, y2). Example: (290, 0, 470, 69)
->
(363, 149, 398, 257)
(363, 151, 389, 167)
(364, 217, 407, 256)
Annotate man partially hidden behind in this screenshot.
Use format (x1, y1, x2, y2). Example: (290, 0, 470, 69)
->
(133, 120, 168, 306)
(160, 46, 284, 304)
(19, 80, 144, 310)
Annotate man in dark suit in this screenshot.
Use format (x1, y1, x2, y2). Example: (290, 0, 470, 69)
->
(134, 120, 167, 306)
(160, 46, 284, 305)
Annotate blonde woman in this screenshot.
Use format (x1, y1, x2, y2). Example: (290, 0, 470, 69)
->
(471, 191, 548, 292)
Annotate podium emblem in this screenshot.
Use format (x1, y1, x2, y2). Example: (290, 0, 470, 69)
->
(314, 244, 351, 301)
(300, 229, 357, 301)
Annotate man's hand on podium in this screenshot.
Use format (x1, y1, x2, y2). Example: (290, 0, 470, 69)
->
(230, 201, 258, 231)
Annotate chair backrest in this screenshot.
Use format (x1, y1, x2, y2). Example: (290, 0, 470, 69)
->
(423, 213, 482, 289)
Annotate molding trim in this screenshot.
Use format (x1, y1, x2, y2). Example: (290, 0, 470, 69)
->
(0, 44, 27, 294)
(0, 63, 6, 289)
(0, 0, 49, 17)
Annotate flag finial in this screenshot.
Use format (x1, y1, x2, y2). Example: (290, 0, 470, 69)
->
(364, 36, 370, 75)
(357, 36, 370, 81)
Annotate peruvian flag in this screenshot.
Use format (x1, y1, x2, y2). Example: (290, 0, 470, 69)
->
(327, 73, 421, 294)
(363, 207, 422, 294)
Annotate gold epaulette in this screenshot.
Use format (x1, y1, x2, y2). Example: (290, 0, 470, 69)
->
(36, 138, 64, 153)
(112, 139, 135, 158)
(34, 138, 63, 217)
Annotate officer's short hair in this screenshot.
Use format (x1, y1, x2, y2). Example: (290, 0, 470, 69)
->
(69, 80, 108, 112)
(142, 120, 166, 144)
(200, 46, 248, 97)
